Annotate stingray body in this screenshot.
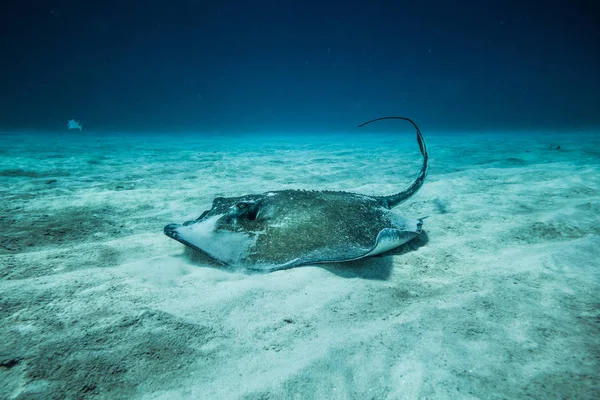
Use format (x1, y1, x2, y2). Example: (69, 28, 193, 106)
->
(164, 116, 429, 271)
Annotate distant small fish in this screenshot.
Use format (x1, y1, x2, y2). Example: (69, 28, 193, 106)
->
(67, 119, 82, 131)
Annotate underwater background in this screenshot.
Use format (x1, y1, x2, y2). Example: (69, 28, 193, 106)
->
(1, 0, 599, 133)
(1, 1, 599, 399)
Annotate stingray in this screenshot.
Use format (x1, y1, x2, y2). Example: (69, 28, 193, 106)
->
(164, 116, 429, 272)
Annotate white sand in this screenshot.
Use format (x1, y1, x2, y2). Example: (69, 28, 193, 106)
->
(0, 129, 599, 399)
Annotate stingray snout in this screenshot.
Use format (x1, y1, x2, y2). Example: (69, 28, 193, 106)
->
(163, 223, 181, 238)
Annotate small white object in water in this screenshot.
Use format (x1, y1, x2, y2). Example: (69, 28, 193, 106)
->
(67, 119, 82, 131)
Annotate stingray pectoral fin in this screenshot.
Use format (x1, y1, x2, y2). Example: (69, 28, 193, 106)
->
(164, 223, 220, 263)
(164, 219, 257, 266)
(363, 218, 424, 258)
(360, 228, 419, 257)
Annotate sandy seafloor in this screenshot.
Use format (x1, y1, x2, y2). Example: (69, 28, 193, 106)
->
(0, 128, 599, 400)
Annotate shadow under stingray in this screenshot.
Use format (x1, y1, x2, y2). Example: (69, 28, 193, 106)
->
(180, 231, 429, 281)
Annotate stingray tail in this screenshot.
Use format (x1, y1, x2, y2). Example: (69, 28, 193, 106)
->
(358, 116, 428, 208)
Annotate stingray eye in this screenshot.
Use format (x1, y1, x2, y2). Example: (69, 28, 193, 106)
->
(233, 202, 259, 221)
(229, 201, 260, 221)
(246, 203, 259, 220)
